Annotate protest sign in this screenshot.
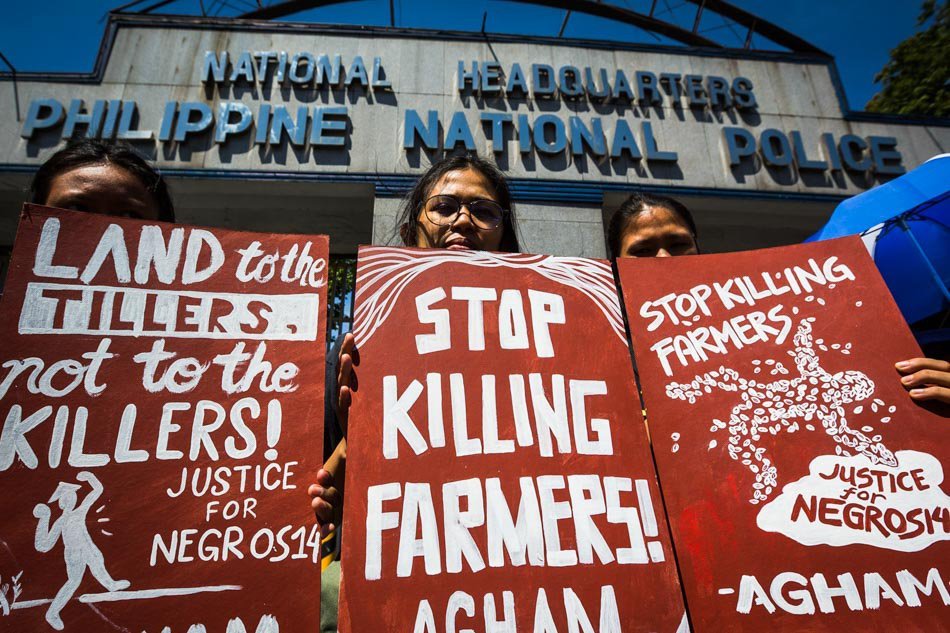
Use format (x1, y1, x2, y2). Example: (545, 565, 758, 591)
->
(617, 237, 949, 631)
(0, 206, 326, 632)
(338, 246, 687, 632)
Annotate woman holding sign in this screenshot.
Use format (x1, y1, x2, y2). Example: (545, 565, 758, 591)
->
(606, 193, 950, 405)
(310, 154, 522, 544)
(606, 192, 698, 259)
(30, 138, 175, 222)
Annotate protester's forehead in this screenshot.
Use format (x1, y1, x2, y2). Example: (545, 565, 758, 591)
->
(428, 168, 496, 199)
(45, 161, 163, 220)
(625, 205, 692, 239)
(51, 162, 140, 192)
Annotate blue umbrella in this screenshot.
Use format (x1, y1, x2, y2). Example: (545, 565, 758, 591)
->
(807, 154, 950, 328)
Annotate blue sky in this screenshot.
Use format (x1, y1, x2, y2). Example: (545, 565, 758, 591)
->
(0, 0, 926, 110)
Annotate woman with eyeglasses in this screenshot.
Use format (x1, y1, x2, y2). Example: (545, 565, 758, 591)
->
(312, 154, 521, 525)
(309, 156, 521, 628)
(397, 154, 521, 253)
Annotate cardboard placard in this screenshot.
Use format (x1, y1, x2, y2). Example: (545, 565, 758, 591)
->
(618, 237, 949, 631)
(339, 246, 687, 632)
(0, 206, 326, 632)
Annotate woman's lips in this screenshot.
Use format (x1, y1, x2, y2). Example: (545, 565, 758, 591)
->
(444, 237, 474, 250)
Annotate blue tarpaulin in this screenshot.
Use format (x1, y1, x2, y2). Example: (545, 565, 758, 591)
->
(807, 155, 950, 327)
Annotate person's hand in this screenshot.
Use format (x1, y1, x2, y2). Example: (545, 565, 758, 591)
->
(336, 332, 360, 436)
(896, 358, 950, 405)
(33, 504, 50, 519)
(308, 467, 342, 538)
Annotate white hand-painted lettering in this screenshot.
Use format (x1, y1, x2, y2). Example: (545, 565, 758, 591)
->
(18, 283, 319, 341)
(0, 339, 113, 400)
(1, 397, 282, 471)
(166, 462, 298, 498)
(411, 585, 620, 633)
(757, 450, 950, 551)
(150, 524, 319, 566)
(238, 240, 326, 288)
(413, 287, 565, 357)
(135, 340, 210, 393)
(381, 373, 611, 459)
(734, 568, 949, 614)
(639, 256, 855, 331)
(33, 218, 78, 280)
(212, 343, 299, 394)
(354, 249, 625, 348)
(364, 475, 662, 580)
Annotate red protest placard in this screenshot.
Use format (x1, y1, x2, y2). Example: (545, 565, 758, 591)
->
(338, 246, 687, 632)
(0, 206, 326, 632)
(617, 237, 949, 631)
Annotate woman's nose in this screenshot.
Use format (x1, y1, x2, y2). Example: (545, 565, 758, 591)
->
(450, 205, 475, 229)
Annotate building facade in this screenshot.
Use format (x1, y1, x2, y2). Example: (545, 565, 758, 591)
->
(1, 12, 947, 262)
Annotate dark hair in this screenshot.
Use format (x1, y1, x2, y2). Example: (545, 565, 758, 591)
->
(607, 192, 698, 258)
(394, 154, 521, 253)
(29, 139, 175, 222)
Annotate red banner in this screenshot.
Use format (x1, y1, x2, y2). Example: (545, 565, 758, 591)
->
(0, 206, 326, 632)
(618, 237, 949, 631)
(339, 246, 686, 632)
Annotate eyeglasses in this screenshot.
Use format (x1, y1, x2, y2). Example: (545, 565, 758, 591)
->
(423, 195, 506, 230)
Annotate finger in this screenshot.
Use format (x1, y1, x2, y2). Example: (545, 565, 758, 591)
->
(338, 353, 359, 395)
(339, 385, 351, 434)
(900, 369, 950, 389)
(312, 484, 341, 505)
(341, 332, 360, 365)
(340, 333, 355, 362)
(320, 522, 336, 540)
(338, 353, 353, 391)
(335, 333, 355, 397)
(334, 354, 352, 424)
(311, 497, 333, 521)
(307, 483, 322, 499)
(908, 385, 950, 405)
(316, 468, 335, 488)
(895, 358, 950, 375)
(322, 485, 342, 506)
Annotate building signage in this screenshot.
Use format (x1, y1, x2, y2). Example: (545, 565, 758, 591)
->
(18, 48, 906, 183)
